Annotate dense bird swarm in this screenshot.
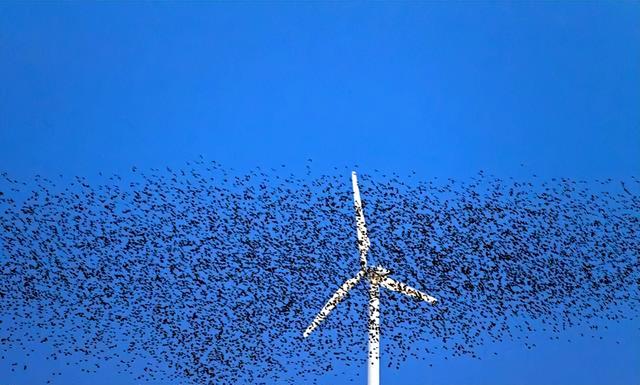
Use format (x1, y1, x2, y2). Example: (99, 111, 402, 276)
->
(0, 161, 638, 384)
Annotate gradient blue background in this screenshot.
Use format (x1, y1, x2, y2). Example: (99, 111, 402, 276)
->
(0, 2, 638, 384)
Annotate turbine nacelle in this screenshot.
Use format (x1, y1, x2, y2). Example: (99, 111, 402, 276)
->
(367, 266, 391, 283)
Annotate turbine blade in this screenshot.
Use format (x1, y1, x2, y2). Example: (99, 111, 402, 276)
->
(380, 277, 437, 305)
(303, 270, 365, 337)
(352, 171, 370, 269)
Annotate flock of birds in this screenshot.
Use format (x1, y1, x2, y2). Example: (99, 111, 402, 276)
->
(0, 160, 638, 384)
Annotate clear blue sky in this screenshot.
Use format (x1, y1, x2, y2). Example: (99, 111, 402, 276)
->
(0, 2, 638, 385)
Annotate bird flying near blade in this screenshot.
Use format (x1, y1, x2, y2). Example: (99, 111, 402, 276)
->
(380, 277, 437, 305)
(352, 171, 371, 270)
(303, 270, 366, 337)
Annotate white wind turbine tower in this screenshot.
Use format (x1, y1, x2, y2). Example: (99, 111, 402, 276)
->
(303, 171, 438, 385)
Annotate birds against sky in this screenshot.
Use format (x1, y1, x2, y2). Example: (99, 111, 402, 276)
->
(0, 2, 637, 384)
(0, 161, 638, 384)
(303, 172, 437, 385)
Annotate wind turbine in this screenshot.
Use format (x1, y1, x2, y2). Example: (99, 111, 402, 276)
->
(303, 171, 437, 385)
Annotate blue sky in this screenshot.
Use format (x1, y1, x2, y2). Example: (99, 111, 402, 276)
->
(0, 2, 639, 384)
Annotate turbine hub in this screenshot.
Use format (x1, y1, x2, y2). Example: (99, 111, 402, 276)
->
(368, 265, 391, 283)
